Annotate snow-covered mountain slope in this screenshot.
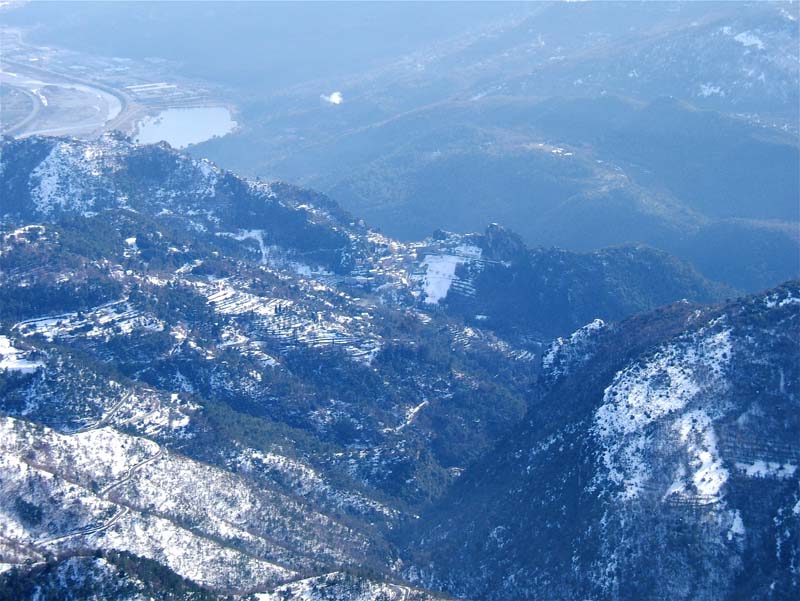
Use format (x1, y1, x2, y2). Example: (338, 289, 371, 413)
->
(255, 572, 449, 601)
(0, 411, 391, 591)
(410, 282, 800, 601)
(0, 551, 218, 600)
(0, 559, 449, 601)
(0, 133, 792, 599)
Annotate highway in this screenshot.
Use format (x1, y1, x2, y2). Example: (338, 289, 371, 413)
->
(0, 56, 137, 139)
(1, 85, 40, 135)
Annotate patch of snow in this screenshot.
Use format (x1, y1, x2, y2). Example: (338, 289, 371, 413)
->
(542, 319, 605, 379)
(0, 335, 42, 373)
(231, 229, 269, 264)
(192, 158, 219, 196)
(236, 448, 396, 518)
(391, 400, 429, 432)
(16, 301, 164, 341)
(728, 510, 745, 540)
(672, 410, 728, 502)
(699, 83, 724, 97)
(419, 246, 481, 304)
(764, 290, 800, 308)
(254, 572, 412, 601)
(735, 461, 797, 479)
(32, 87, 48, 107)
(420, 255, 461, 304)
(29, 142, 99, 216)
(594, 328, 732, 501)
(734, 31, 764, 50)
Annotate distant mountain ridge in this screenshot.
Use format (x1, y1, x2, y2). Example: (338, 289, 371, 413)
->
(184, 2, 800, 293)
(1, 133, 730, 338)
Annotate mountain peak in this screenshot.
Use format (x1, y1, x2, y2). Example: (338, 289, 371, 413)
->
(481, 222, 527, 263)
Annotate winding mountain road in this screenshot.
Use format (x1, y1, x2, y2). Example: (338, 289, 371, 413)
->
(99, 446, 164, 497)
(34, 506, 130, 546)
